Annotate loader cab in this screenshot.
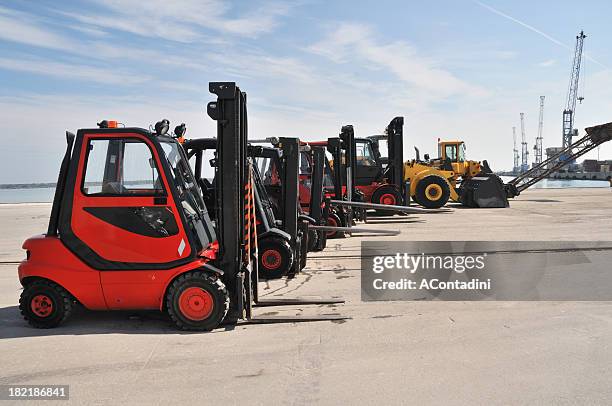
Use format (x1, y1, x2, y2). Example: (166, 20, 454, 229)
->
(439, 141, 466, 163)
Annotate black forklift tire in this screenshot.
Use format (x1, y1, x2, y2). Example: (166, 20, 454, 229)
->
(166, 271, 229, 331)
(19, 279, 74, 328)
(371, 185, 403, 215)
(414, 175, 450, 209)
(326, 212, 343, 239)
(258, 237, 293, 280)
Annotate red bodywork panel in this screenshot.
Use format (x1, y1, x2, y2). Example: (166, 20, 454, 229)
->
(355, 184, 378, 202)
(18, 235, 213, 310)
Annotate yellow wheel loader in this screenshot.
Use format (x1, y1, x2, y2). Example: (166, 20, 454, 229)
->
(403, 140, 506, 208)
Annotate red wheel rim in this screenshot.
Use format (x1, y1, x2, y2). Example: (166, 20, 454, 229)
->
(178, 287, 214, 321)
(262, 249, 282, 270)
(327, 217, 338, 237)
(31, 294, 53, 318)
(380, 193, 397, 205)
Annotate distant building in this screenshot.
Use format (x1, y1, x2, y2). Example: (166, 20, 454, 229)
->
(545, 147, 565, 169)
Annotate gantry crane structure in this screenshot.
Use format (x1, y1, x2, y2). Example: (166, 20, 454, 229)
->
(562, 31, 586, 149)
(534, 96, 545, 165)
(520, 113, 529, 173)
(512, 126, 520, 174)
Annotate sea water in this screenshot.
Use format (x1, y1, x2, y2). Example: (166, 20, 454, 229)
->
(0, 178, 609, 204)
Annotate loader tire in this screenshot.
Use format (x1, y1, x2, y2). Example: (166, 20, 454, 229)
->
(371, 185, 403, 215)
(258, 237, 293, 280)
(166, 271, 229, 331)
(414, 175, 450, 209)
(19, 279, 74, 329)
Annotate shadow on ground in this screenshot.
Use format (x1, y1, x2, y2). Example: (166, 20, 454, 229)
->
(517, 199, 562, 203)
(364, 218, 425, 225)
(0, 305, 239, 339)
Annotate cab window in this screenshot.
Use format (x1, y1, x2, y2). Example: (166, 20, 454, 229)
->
(458, 143, 466, 162)
(83, 138, 164, 196)
(444, 144, 458, 162)
(356, 141, 376, 166)
(299, 151, 311, 175)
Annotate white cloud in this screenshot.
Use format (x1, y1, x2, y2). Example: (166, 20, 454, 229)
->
(0, 6, 215, 75)
(63, 0, 293, 41)
(0, 57, 151, 85)
(0, 6, 79, 50)
(308, 23, 488, 100)
(538, 59, 556, 67)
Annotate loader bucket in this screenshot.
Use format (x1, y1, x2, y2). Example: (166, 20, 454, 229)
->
(459, 174, 509, 208)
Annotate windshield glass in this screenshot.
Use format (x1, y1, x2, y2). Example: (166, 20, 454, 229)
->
(445, 144, 457, 161)
(256, 156, 281, 186)
(160, 139, 215, 249)
(458, 143, 466, 161)
(355, 140, 376, 166)
(323, 158, 334, 187)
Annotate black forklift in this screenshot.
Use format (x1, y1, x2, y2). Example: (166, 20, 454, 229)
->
(249, 138, 314, 275)
(185, 137, 307, 280)
(207, 82, 345, 323)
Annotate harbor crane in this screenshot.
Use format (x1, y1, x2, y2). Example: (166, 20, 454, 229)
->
(534, 96, 545, 165)
(562, 31, 586, 149)
(520, 113, 529, 172)
(512, 126, 520, 174)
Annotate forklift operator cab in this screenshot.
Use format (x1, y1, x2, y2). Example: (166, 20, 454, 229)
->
(64, 129, 214, 267)
(18, 125, 228, 331)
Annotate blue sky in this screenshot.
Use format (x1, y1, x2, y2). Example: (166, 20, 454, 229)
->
(0, 0, 611, 183)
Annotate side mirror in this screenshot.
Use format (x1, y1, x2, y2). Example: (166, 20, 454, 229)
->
(424, 153, 430, 161)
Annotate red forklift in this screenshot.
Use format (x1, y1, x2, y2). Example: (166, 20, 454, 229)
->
(17, 82, 345, 330)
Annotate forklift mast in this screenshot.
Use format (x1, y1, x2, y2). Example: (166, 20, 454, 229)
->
(308, 146, 325, 223)
(307, 145, 328, 251)
(206, 82, 252, 319)
(385, 117, 405, 199)
(278, 138, 299, 243)
(339, 125, 357, 202)
(326, 138, 342, 201)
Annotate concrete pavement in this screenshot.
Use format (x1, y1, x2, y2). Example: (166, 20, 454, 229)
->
(1, 187, 611, 405)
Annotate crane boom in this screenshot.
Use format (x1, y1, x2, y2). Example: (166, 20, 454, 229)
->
(562, 31, 586, 149)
